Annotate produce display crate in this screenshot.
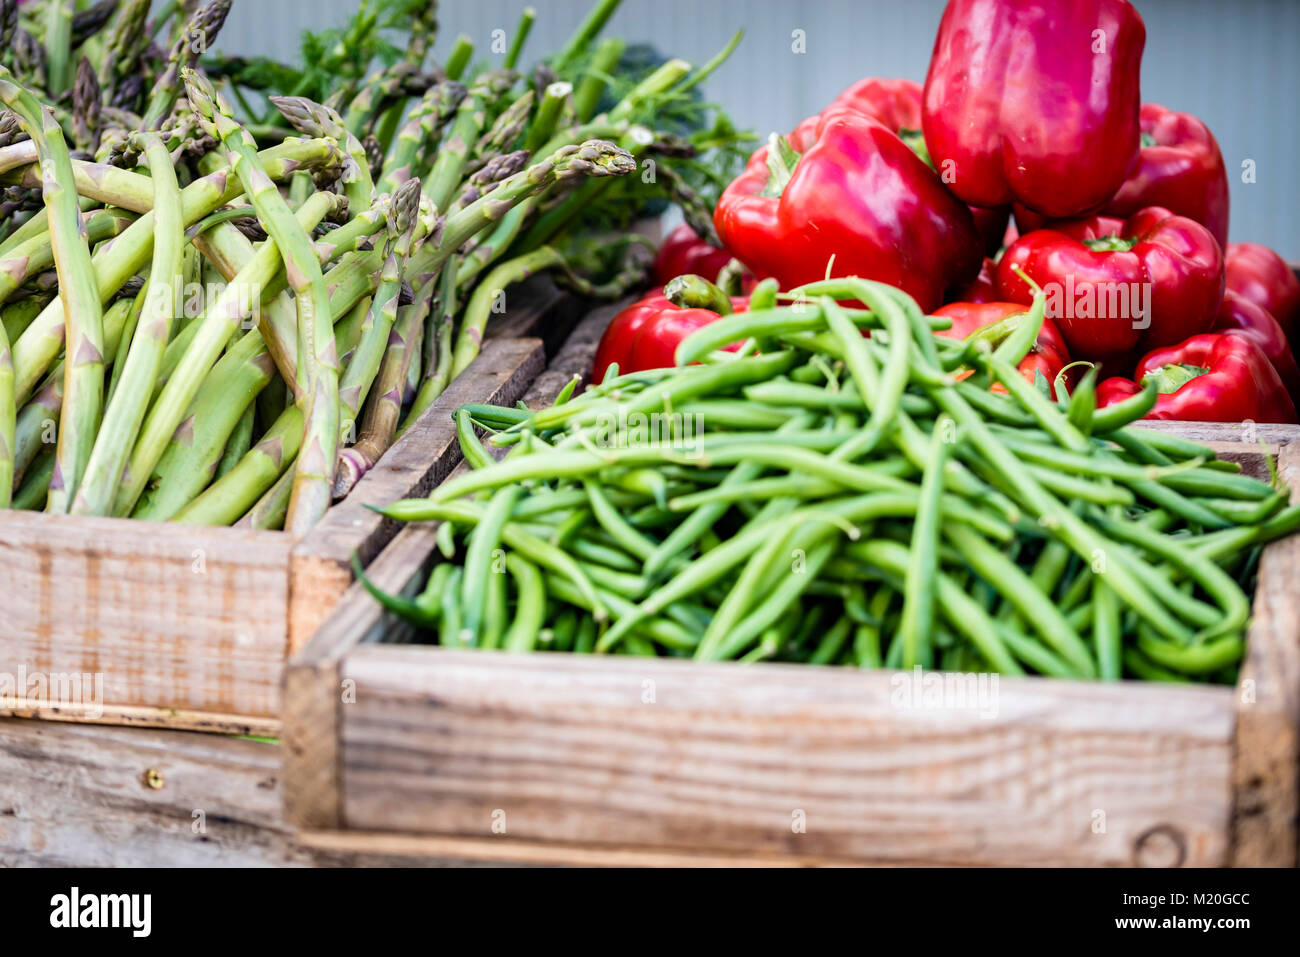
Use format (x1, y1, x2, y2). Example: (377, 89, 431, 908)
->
(284, 301, 1300, 867)
(0, 286, 584, 736)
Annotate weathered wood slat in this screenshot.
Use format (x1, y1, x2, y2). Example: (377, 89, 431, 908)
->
(1230, 442, 1300, 866)
(0, 717, 311, 867)
(336, 647, 1234, 866)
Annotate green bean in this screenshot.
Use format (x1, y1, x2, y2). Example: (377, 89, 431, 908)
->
(946, 524, 1095, 677)
(1136, 629, 1243, 675)
(899, 417, 951, 669)
(574, 615, 597, 654)
(674, 304, 873, 366)
(502, 555, 546, 653)
(822, 295, 894, 450)
(985, 353, 1091, 453)
(481, 559, 509, 651)
(459, 486, 521, 646)
(583, 479, 656, 561)
(810, 617, 853, 666)
(351, 554, 439, 629)
(1122, 648, 1188, 682)
(712, 541, 838, 660)
(695, 520, 804, 661)
(1092, 579, 1121, 681)
(850, 540, 1023, 675)
(931, 384, 1192, 644)
(1090, 380, 1158, 433)
(440, 567, 465, 646)
(416, 562, 455, 620)
(457, 408, 496, 470)
(551, 608, 579, 652)
(1095, 514, 1250, 641)
(545, 576, 698, 651)
(993, 623, 1076, 678)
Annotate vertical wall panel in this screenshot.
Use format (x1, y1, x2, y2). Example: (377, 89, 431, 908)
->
(217, 0, 1300, 256)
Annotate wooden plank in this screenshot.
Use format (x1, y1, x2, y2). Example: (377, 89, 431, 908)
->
(295, 829, 868, 867)
(287, 337, 545, 651)
(0, 717, 312, 867)
(484, 274, 592, 358)
(518, 298, 625, 409)
(1230, 441, 1300, 866)
(336, 647, 1234, 866)
(283, 524, 436, 830)
(0, 516, 291, 724)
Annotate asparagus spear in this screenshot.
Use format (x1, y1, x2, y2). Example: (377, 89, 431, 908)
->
(70, 132, 181, 516)
(0, 314, 13, 507)
(44, 1, 75, 98)
(171, 406, 302, 526)
(0, 67, 105, 513)
(552, 0, 624, 76)
(375, 80, 466, 194)
(337, 177, 422, 442)
(423, 70, 517, 210)
(10, 295, 133, 485)
(183, 68, 342, 534)
(140, 0, 232, 131)
(70, 0, 121, 48)
(333, 274, 433, 499)
(99, 0, 152, 95)
(0, 207, 134, 306)
(0, 0, 16, 54)
(270, 94, 374, 220)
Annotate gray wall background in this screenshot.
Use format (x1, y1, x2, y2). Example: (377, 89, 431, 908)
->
(217, 0, 1300, 257)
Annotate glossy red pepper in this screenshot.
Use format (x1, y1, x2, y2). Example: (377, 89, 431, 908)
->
(949, 257, 1000, 304)
(796, 77, 1011, 257)
(934, 301, 1073, 398)
(591, 292, 748, 383)
(1211, 290, 1300, 398)
(1102, 103, 1230, 248)
(714, 110, 981, 312)
(922, 0, 1146, 218)
(1224, 242, 1300, 344)
(651, 224, 736, 287)
(996, 207, 1224, 362)
(1097, 334, 1296, 423)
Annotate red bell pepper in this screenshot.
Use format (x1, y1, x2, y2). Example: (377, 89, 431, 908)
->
(1224, 242, 1300, 344)
(934, 301, 1072, 397)
(1211, 290, 1300, 398)
(950, 257, 1001, 304)
(714, 110, 981, 312)
(591, 286, 748, 383)
(922, 0, 1146, 218)
(996, 206, 1224, 362)
(1096, 333, 1298, 424)
(651, 224, 736, 287)
(797, 77, 1011, 257)
(1102, 103, 1230, 248)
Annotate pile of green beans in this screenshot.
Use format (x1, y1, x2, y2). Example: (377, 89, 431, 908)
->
(364, 276, 1300, 683)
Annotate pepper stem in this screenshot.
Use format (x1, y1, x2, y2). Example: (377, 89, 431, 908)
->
(1142, 362, 1210, 394)
(664, 273, 733, 315)
(897, 127, 933, 168)
(762, 133, 801, 197)
(1083, 234, 1137, 253)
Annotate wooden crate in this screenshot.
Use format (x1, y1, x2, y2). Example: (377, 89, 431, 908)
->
(0, 286, 584, 736)
(284, 299, 1300, 866)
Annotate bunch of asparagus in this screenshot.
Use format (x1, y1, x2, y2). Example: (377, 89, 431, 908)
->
(0, 0, 744, 532)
